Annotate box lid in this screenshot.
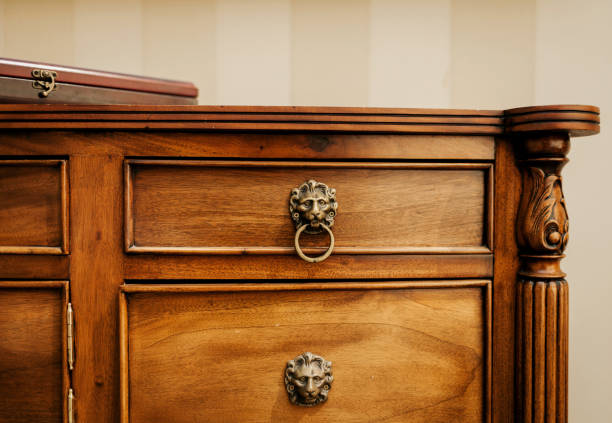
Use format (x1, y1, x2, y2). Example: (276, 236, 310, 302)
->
(0, 58, 197, 98)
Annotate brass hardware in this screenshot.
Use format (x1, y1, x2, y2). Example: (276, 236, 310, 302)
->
(294, 223, 334, 263)
(289, 180, 337, 263)
(67, 302, 74, 371)
(285, 352, 333, 406)
(31, 68, 58, 98)
(68, 388, 75, 423)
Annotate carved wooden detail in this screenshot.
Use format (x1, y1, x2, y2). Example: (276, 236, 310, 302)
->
(517, 167, 568, 255)
(515, 133, 571, 423)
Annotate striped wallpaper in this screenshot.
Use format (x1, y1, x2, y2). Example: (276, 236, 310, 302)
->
(0, 0, 534, 108)
(0, 1, 611, 421)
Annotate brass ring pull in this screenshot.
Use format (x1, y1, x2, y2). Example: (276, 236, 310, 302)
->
(294, 223, 335, 263)
(289, 180, 338, 263)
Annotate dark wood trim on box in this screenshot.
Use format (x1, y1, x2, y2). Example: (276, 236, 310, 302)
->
(0, 280, 70, 423)
(124, 159, 494, 255)
(0, 58, 198, 97)
(0, 159, 69, 254)
(119, 279, 492, 423)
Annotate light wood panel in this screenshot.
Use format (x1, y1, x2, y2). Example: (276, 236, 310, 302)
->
(0, 160, 68, 254)
(0, 281, 69, 423)
(124, 254, 493, 280)
(125, 160, 493, 255)
(0, 131, 496, 161)
(121, 280, 491, 423)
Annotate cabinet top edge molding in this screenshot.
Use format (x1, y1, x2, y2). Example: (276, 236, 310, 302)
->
(0, 104, 599, 136)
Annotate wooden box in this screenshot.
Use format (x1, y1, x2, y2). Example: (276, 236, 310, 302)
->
(0, 58, 197, 105)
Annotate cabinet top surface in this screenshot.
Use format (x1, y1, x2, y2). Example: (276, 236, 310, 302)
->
(0, 103, 599, 136)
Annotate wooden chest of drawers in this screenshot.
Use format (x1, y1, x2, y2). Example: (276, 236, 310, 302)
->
(0, 104, 599, 423)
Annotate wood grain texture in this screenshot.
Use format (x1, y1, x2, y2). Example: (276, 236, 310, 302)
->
(492, 136, 521, 423)
(0, 160, 68, 254)
(0, 104, 503, 133)
(126, 160, 492, 255)
(0, 281, 68, 423)
(69, 155, 122, 423)
(124, 254, 493, 280)
(0, 255, 69, 279)
(121, 281, 490, 423)
(0, 131, 496, 161)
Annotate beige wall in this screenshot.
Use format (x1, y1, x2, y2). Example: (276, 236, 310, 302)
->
(1, 0, 610, 418)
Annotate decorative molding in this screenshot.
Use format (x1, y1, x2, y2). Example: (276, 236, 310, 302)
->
(517, 167, 568, 255)
(516, 279, 568, 423)
(515, 133, 572, 423)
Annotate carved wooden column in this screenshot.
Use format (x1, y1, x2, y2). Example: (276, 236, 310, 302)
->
(505, 105, 599, 423)
(515, 134, 570, 423)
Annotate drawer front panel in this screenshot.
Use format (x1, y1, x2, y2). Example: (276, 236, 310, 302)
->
(0, 281, 69, 422)
(0, 160, 68, 254)
(121, 281, 491, 423)
(125, 160, 492, 255)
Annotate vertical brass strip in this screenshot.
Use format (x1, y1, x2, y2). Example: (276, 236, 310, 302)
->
(67, 303, 74, 371)
(68, 388, 75, 423)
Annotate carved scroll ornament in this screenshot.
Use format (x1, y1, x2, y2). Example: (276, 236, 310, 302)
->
(517, 167, 569, 255)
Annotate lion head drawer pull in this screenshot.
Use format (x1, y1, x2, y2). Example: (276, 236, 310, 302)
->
(289, 180, 337, 263)
(285, 352, 333, 406)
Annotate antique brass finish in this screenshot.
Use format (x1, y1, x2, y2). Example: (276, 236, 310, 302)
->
(289, 180, 337, 263)
(31, 68, 58, 98)
(284, 352, 333, 407)
(67, 302, 74, 371)
(68, 388, 75, 423)
(294, 223, 334, 263)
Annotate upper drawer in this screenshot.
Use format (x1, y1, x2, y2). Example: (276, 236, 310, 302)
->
(0, 160, 69, 254)
(125, 160, 492, 255)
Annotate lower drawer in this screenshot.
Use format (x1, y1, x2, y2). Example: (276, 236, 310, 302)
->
(120, 281, 491, 423)
(0, 281, 69, 423)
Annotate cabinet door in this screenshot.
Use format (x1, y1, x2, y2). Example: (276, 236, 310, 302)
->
(0, 281, 69, 422)
(120, 281, 491, 423)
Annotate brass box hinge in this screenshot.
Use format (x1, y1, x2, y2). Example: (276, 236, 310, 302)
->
(31, 68, 57, 98)
(67, 302, 74, 371)
(68, 388, 75, 423)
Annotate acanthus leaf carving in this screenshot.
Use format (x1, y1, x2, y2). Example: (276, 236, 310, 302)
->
(517, 167, 569, 255)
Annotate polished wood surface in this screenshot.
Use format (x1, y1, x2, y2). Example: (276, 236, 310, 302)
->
(0, 281, 68, 423)
(126, 160, 491, 255)
(124, 254, 493, 280)
(0, 160, 68, 254)
(0, 104, 599, 423)
(121, 281, 490, 423)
